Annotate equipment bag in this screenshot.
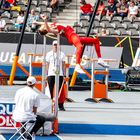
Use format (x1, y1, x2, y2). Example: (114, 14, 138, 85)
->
(126, 66, 140, 85)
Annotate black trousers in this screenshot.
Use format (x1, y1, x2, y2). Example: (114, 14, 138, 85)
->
(47, 76, 63, 99)
(30, 115, 46, 134)
(21, 115, 46, 137)
(47, 76, 65, 108)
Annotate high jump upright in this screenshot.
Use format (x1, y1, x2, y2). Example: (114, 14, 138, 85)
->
(9, 0, 32, 85)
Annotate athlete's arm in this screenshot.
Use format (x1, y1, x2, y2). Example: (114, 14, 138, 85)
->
(33, 21, 44, 25)
(41, 14, 59, 35)
(44, 22, 58, 35)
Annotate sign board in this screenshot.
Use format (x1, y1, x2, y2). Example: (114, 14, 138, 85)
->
(0, 103, 19, 129)
(0, 43, 122, 69)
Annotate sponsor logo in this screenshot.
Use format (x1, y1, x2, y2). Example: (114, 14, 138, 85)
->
(0, 103, 18, 128)
(0, 52, 88, 66)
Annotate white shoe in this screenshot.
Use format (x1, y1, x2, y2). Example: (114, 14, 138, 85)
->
(75, 64, 85, 74)
(97, 58, 109, 68)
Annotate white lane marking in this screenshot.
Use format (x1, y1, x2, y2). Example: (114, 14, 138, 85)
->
(0, 135, 6, 140)
(55, 134, 63, 140)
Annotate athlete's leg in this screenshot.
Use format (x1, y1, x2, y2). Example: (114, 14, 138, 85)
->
(70, 34, 109, 70)
(80, 37, 109, 68)
(69, 33, 86, 73)
(80, 37, 101, 58)
(70, 34, 84, 64)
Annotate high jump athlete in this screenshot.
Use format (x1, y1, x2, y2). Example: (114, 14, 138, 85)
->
(34, 14, 109, 73)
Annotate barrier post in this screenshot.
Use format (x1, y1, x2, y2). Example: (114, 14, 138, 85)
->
(8, 0, 32, 85)
(42, 36, 47, 94)
(27, 53, 43, 91)
(66, 56, 70, 94)
(91, 60, 95, 98)
(29, 54, 33, 76)
(85, 59, 116, 103)
(98, 64, 113, 102)
(53, 34, 60, 134)
(85, 60, 99, 103)
(65, 55, 74, 102)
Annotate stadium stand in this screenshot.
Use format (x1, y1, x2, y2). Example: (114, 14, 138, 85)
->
(76, 0, 140, 37)
(0, 0, 139, 37)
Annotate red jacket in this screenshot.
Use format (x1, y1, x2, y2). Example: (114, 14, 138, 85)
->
(80, 4, 93, 14)
(7, 0, 15, 4)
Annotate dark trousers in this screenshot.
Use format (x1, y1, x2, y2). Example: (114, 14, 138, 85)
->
(21, 115, 46, 137)
(47, 76, 63, 99)
(47, 76, 64, 108)
(30, 115, 46, 134)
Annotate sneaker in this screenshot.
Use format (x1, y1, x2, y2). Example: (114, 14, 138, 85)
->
(97, 58, 109, 68)
(58, 103, 66, 111)
(75, 64, 85, 74)
(59, 107, 66, 111)
(59, 103, 66, 111)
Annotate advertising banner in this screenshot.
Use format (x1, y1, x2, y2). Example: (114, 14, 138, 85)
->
(0, 103, 19, 129)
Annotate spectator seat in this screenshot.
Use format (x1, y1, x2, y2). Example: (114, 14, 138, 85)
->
(101, 16, 110, 22)
(133, 17, 140, 24)
(117, 23, 127, 30)
(120, 29, 128, 36)
(108, 29, 121, 36)
(106, 22, 116, 30)
(130, 29, 139, 36)
(128, 23, 139, 30)
(112, 16, 122, 23)
(123, 17, 131, 24)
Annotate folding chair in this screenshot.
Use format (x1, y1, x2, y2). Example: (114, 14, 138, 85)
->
(9, 118, 36, 140)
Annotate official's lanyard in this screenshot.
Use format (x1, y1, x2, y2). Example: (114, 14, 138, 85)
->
(53, 50, 61, 68)
(53, 52, 56, 67)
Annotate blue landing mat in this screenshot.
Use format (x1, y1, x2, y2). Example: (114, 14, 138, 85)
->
(59, 123, 140, 136)
(3, 123, 140, 139)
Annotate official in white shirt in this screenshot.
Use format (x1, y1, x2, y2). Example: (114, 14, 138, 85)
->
(46, 40, 66, 111)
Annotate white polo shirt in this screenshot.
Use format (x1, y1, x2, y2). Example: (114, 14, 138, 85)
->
(12, 86, 40, 122)
(129, 5, 138, 15)
(16, 15, 24, 23)
(46, 50, 66, 76)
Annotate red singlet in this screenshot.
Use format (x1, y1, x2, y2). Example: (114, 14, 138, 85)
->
(57, 25, 76, 44)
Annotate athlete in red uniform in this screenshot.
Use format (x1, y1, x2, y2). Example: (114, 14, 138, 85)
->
(34, 15, 109, 73)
